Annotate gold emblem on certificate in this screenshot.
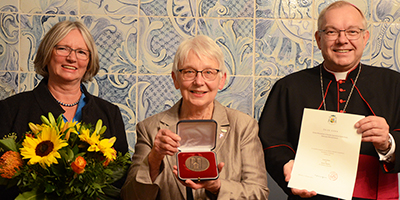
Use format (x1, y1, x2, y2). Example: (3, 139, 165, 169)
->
(185, 156, 210, 172)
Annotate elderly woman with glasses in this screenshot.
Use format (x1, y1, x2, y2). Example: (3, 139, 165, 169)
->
(0, 20, 128, 199)
(121, 35, 269, 200)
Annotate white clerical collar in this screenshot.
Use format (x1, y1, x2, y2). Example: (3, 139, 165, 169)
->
(324, 66, 350, 81)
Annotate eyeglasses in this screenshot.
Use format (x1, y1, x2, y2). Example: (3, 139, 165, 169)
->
(54, 45, 90, 60)
(178, 68, 220, 81)
(319, 28, 365, 41)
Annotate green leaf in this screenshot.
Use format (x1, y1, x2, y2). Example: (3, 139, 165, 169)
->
(31, 172, 37, 180)
(44, 182, 56, 193)
(0, 138, 18, 152)
(101, 185, 120, 198)
(15, 189, 47, 200)
(60, 147, 75, 163)
(56, 115, 63, 128)
(66, 147, 75, 162)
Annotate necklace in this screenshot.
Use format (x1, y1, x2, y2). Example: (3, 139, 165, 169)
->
(55, 92, 81, 107)
(320, 64, 361, 112)
(56, 99, 80, 107)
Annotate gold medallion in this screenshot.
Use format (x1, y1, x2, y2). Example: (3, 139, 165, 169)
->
(185, 156, 210, 172)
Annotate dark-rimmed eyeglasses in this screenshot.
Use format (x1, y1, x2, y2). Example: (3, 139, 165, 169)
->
(319, 28, 365, 41)
(54, 45, 90, 60)
(178, 68, 220, 81)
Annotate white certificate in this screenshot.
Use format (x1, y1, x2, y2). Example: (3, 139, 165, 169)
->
(288, 108, 364, 200)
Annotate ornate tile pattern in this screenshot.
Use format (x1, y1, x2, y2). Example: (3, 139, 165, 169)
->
(255, 19, 313, 77)
(80, 0, 139, 15)
(0, 72, 17, 99)
(20, 0, 78, 15)
(198, 18, 254, 75)
(199, 0, 254, 18)
(1, 0, 400, 158)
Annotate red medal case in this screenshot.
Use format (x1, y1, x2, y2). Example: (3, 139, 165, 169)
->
(176, 120, 219, 181)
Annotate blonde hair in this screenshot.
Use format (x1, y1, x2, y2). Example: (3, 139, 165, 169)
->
(34, 20, 99, 82)
(172, 35, 227, 76)
(317, 1, 367, 30)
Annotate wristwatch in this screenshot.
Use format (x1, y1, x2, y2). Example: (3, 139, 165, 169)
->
(379, 136, 392, 155)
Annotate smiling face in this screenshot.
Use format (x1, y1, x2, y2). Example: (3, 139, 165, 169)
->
(315, 5, 370, 72)
(47, 29, 89, 84)
(172, 50, 226, 112)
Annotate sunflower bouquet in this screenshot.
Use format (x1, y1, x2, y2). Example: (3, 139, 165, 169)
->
(0, 113, 131, 200)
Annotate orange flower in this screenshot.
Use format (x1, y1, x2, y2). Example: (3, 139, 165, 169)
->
(71, 156, 86, 174)
(0, 151, 23, 179)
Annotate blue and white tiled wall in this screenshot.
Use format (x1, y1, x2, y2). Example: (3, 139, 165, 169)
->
(1, 0, 400, 155)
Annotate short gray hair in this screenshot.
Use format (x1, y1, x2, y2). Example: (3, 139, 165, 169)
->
(317, 1, 367, 30)
(172, 35, 227, 76)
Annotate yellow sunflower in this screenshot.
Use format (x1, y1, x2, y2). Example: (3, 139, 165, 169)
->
(20, 126, 68, 168)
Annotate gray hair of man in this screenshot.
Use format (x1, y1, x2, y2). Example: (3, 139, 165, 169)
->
(172, 35, 228, 77)
(317, 0, 367, 31)
(34, 20, 100, 83)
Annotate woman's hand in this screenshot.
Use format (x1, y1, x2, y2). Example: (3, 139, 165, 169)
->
(173, 162, 225, 195)
(148, 129, 181, 181)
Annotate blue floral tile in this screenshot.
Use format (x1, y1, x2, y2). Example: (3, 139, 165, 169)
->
(254, 76, 279, 120)
(126, 129, 136, 155)
(0, 12, 18, 71)
(92, 73, 136, 127)
(82, 15, 138, 74)
(92, 74, 135, 105)
(257, 0, 312, 19)
(217, 76, 253, 116)
(199, 0, 253, 18)
(361, 27, 372, 65)
(312, 43, 324, 68)
(372, 0, 400, 22)
(198, 18, 254, 76)
(170, 0, 196, 17)
(0, 1, 18, 12)
(255, 0, 274, 18)
(0, 71, 18, 100)
(137, 75, 181, 122)
(20, 15, 78, 72)
(19, 72, 42, 93)
(370, 23, 400, 71)
(20, 0, 78, 15)
(314, 0, 370, 21)
(279, 0, 312, 19)
(255, 19, 313, 77)
(140, 0, 167, 16)
(138, 17, 194, 74)
(140, 0, 169, 16)
(80, 0, 139, 16)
